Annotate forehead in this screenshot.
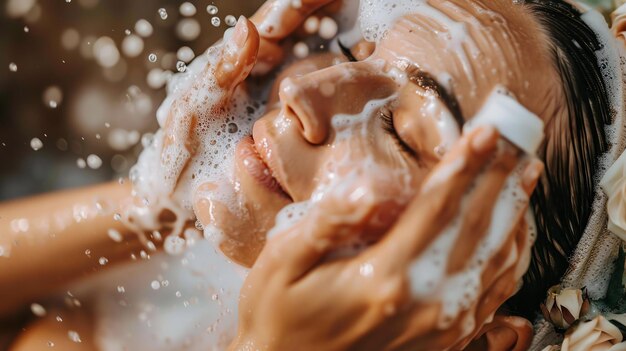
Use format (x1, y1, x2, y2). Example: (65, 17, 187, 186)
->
(373, 0, 559, 120)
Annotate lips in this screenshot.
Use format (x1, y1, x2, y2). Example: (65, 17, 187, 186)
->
(237, 135, 290, 200)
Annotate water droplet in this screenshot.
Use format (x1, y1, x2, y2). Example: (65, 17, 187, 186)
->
(148, 53, 157, 62)
(175, 291, 182, 298)
(98, 257, 108, 265)
(86, 154, 102, 169)
(47, 341, 55, 347)
(56, 316, 63, 322)
(65, 0, 71, 3)
(76, 158, 86, 169)
(113, 213, 121, 221)
(158, 8, 168, 20)
(135, 19, 153, 37)
(207, 5, 218, 15)
(30, 137, 43, 151)
(176, 61, 187, 72)
(107, 228, 123, 242)
(151, 280, 161, 290)
(225, 15, 236, 27)
(176, 46, 194, 62)
(211, 17, 221, 27)
(164, 235, 186, 255)
(211, 294, 218, 301)
(31, 303, 47, 317)
(84, 249, 91, 257)
(117, 286, 125, 293)
(9, 62, 17, 72)
(43, 86, 63, 109)
(179, 2, 196, 17)
(124, 29, 131, 35)
(24, 26, 29, 32)
(68, 330, 81, 343)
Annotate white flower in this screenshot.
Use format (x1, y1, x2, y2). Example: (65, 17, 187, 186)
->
(601, 151, 626, 241)
(541, 286, 591, 330)
(562, 316, 626, 351)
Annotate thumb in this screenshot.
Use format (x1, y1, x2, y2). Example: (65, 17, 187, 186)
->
(259, 185, 377, 282)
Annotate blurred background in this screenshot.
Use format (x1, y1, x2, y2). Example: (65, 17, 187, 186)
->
(0, 0, 264, 201)
(0, 0, 618, 201)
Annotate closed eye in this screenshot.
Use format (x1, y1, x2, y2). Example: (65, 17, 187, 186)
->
(338, 40, 358, 62)
(379, 107, 417, 158)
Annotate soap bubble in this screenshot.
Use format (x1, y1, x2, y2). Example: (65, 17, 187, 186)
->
(293, 42, 309, 58)
(319, 17, 338, 39)
(61, 28, 80, 50)
(107, 228, 123, 242)
(179, 2, 196, 17)
(77, 158, 86, 169)
(207, 5, 218, 15)
(30, 303, 47, 317)
(176, 18, 201, 41)
(147, 68, 167, 89)
(304, 16, 320, 34)
(148, 53, 157, 62)
(176, 61, 187, 73)
(68, 330, 82, 343)
(135, 19, 153, 38)
(211, 17, 221, 27)
(121, 34, 143, 57)
(30, 138, 43, 151)
(43, 86, 63, 108)
(9, 63, 17, 72)
(93, 36, 120, 68)
(227, 123, 238, 133)
(98, 257, 108, 265)
(176, 46, 194, 62)
(6, 0, 36, 18)
(164, 235, 186, 255)
(151, 280, 161, 290)
(86, 154, 102, 169)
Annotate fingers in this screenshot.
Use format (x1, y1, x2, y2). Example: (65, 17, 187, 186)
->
(257, 186, 379, 282)
(250, 0, 336, 74)
(521, 158, 544, 196)
(216, 17, 260, 91)
(250, 0, 336, 39)
(371, 126, 500, 273)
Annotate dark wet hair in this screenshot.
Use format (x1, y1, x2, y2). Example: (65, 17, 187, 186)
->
(505, 0, 612, 319)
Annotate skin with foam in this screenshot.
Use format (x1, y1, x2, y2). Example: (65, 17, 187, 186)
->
(3, 0, 579, 350)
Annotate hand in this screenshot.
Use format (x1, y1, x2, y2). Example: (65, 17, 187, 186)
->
(160, 17, 260, 193)
(250, 0, 338, 75)
(230, 126, 543, 351)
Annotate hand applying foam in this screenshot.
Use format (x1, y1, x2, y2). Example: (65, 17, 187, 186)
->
(159, 17, 260, 194)
(230, 126, 543, 351)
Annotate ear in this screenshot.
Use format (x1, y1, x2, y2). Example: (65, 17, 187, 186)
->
(465, 315, 533, 351)
(612, 5, 626, 44)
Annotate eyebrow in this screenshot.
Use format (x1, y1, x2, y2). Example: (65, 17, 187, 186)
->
(405, 66, 465, 127)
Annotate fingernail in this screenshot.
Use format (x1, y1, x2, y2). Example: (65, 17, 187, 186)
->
(471, 126, 497, 153)
(232, 16, 248, 48)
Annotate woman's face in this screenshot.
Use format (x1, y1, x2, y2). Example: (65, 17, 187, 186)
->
(200, 0, 564, 266)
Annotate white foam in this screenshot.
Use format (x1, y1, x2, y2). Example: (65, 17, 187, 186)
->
(127, 36, 266, 243)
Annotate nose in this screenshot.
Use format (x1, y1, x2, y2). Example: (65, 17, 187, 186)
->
(278, 62, 397, 144)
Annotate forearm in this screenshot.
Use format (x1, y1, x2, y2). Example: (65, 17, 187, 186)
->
(0, 181, 143, 316)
